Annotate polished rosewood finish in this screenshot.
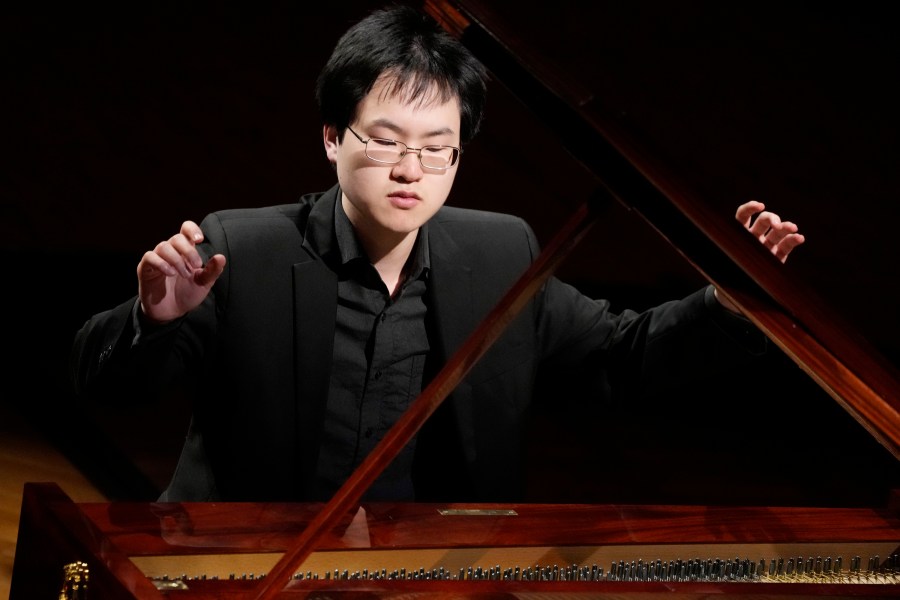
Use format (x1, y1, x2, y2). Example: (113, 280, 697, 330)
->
(11, 483, 900, 598)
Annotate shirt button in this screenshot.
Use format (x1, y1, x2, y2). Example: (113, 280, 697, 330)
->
(364, 427, 374, 438)
(380, 312, 387, 322)
(374, 370, 382, 380)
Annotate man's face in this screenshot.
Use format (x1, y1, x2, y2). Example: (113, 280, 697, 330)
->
(324, 77, 461, 246)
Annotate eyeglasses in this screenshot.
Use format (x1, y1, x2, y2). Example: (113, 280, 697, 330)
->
(346, 126, 460, 170)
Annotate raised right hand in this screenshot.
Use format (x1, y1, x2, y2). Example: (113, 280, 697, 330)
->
(137, 220, 226, 324)
(735, 200, 805, 263)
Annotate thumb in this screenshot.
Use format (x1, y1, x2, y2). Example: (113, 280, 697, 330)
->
(194, 254, 226, 287)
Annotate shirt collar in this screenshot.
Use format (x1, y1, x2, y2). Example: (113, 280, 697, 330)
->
(303, 186, 431, 279)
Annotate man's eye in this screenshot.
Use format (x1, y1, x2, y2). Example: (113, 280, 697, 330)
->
(371, 138, 398, 148)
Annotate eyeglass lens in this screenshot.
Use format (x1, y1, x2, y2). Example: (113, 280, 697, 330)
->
(367, 139, 456, 169)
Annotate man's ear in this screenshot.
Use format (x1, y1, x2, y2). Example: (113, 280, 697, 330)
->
(323, 124, 339, 165)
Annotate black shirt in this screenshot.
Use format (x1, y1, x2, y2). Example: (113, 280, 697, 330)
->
(304, 197, 431, 501)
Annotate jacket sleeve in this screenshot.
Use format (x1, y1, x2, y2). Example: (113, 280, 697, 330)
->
(70, 216, 224, 404)
(532, 237, 766, 402)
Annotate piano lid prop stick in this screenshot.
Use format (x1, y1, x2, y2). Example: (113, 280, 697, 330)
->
(252, 187, 612, 600)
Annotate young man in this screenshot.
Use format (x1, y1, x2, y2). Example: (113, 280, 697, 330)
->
(71, 6, 803, 503)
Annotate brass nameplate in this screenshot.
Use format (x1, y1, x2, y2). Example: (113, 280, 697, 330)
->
(438, 509, 517, 516)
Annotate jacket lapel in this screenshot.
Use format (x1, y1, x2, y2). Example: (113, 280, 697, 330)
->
(292, 259, 337, 495)
(426, 219, 478, 461)
(291, 190, 339, 497)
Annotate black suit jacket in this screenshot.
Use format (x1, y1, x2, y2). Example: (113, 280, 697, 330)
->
(72, 185, 762, 501)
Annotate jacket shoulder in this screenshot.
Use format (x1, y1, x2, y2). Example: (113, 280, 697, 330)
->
(433, 206, 537, 250)
(434, 205, 528, 228)
(201, 189, 332, 232)
(207, 202, 304, 225)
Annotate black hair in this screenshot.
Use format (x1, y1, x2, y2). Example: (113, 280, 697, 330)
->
(315, 5, 487, 145)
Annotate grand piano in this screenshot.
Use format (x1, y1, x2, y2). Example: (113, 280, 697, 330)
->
(12, 1, 900, 597)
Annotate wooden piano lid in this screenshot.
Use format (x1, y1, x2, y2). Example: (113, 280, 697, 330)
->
(425, 0, 900, 459)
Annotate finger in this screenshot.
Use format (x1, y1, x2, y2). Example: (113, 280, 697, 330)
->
(153, 239, 197, 278)
(180, 220, 205, 244)
(194, 254, 226, 287)
(735, 200, 765, 227)
(777, 220, 800, 234)
(772, 233, 806, 263)
(771, 233, 804, 262)
(785, 232, 805, 248)
(137, 250, 177, 279)
(166, 221, 204, 271)
(749, 211, 781, 242)
(762, 221, 798, 247)
(168, 230, 205, 270)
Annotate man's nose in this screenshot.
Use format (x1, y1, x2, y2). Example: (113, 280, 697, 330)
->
(391, 151, 424, 180)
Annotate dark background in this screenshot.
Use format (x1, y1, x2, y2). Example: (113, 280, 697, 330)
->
(3, 1, 899, 506)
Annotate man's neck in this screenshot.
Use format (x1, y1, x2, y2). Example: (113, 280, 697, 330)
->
(339, 193, 421, 296)
(360, 228, 418, 297)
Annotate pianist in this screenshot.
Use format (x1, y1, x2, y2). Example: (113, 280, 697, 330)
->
(70, 5, 804, 503)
